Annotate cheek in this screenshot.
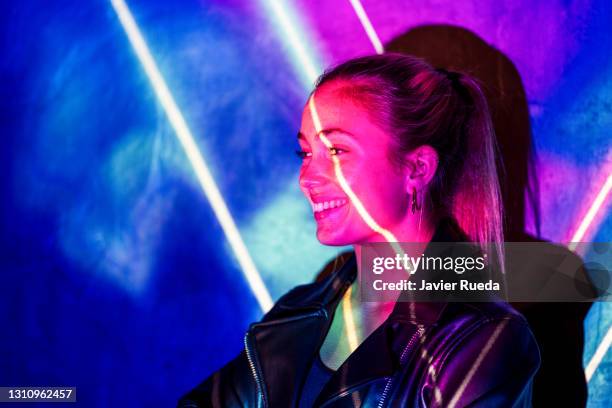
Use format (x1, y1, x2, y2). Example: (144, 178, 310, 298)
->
(370, 182, 404, 211)
(348, 165, 406, 218)
(346, 159, 402, 196)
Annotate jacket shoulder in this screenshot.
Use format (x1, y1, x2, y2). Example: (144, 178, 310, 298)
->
(453, 300, 528, 323)
(429, 302, 540, 407)
(260, 279, 330, 322)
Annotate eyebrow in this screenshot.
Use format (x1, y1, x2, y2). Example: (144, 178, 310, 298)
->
(297, 128, 355, 140)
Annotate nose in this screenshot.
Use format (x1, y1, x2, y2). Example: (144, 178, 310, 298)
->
(299, 159, 331, 195)
(299, 174, 324, 193)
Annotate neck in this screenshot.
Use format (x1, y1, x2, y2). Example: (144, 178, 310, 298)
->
(347, 213, 437, 332)
(353, 212, 437, 282)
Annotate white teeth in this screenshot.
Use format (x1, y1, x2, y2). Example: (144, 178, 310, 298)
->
(312, 199, 348, 212)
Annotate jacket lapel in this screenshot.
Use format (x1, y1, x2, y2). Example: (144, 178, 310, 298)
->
(246, 254, 357, 407)
(313, 320, 417, 406)
(248, 308, 328, 406)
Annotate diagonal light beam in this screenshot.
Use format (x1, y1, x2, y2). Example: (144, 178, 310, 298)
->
(342, 285, 359, 351)
(447, 320, 509, 408)
(569, 172, 612, 247)
(111, 0, 273, 312)
(348, 0, 384, 54)
(586, 324, 612, 382)
(261, 0, 322, 86)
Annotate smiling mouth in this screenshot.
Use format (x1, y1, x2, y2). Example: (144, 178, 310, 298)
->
(310, 198, 349, 220)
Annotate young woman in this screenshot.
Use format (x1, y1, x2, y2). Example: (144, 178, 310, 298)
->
(179, 53, 540, 407)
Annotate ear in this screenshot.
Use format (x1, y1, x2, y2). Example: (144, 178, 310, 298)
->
(404, 145, 439, 191)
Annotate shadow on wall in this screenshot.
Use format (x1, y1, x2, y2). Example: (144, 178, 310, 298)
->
(386, 25, 537, 237)
(384, 24, 592, 408)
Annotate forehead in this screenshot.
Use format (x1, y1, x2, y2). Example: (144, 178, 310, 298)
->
(300, 81, 389, 142)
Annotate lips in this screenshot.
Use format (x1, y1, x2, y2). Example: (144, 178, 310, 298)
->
(310, 197, 349, 221)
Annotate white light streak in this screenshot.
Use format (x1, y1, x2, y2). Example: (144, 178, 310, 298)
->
(342, 285, 359, 352)
(348, 0, 384, 54)
(111, 0, 273, 312)
(262, 0, 322, 86)
(569, 173, 612, 247)
(586, 324, 612, 382)
(447, 320, 509, 408)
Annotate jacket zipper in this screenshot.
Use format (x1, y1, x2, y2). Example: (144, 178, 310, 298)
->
(377, 326, 425, 408)
(244, 332, 266, 408)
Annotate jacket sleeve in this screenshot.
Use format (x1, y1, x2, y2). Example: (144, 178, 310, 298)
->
(177, 349, 256, 408)
(426, 316, 541, 408)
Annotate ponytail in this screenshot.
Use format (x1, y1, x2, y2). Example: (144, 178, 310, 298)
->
(451, 73, 505, 272)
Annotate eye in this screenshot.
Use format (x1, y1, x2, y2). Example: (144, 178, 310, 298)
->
(328, 147, 347, 156)
(295, 149, 312, 159)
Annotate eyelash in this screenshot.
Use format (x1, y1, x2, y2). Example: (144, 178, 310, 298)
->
(295, 149, 311, 159)
(295, 147, 347, 159)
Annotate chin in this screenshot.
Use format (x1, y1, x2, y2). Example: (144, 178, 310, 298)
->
(316, 227, 367, 246)
(316, 230, 350, 246)
(316, 234, 346, 246)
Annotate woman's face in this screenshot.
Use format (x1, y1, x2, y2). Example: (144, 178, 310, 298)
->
(298, 81, 410, 246)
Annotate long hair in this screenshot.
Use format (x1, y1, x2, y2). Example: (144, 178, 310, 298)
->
(314, 53, 505, 270)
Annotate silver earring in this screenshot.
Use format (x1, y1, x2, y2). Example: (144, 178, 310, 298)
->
(411, 187, 421, 214)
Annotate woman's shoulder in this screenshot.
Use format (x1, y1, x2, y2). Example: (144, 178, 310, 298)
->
(439, 300, 533, 339)
(453, 299, 527, 322)
(433, 301, 539, 368)
(428, 301, 541, 406)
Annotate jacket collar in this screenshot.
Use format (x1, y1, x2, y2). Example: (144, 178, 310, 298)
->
(388, 216, 468, 324)
(249, 216, 467, 406)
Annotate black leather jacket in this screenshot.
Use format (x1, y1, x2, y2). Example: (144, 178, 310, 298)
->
(179, 218, 540, 407)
